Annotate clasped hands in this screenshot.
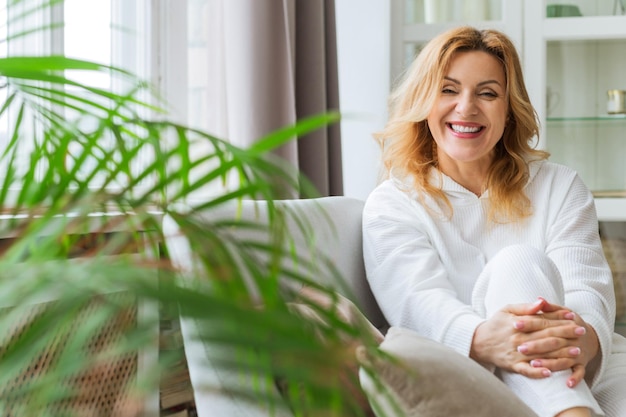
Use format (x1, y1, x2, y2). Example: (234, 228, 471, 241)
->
(471, 297, 599, 388)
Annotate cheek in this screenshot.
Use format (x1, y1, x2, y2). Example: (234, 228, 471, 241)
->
(492, 109, 508, 136)
(500, 114, 509, 134)
(426, 104, 446, 130)
(427, 119, 445, 141)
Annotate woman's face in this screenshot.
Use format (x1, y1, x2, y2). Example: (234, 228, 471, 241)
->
(427, 50, 508, 174)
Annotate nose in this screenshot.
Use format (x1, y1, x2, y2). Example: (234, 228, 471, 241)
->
(455, 91, 478, 116)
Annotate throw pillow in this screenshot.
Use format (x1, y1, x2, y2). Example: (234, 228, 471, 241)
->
(358, 326, 538, 417)
(283, 286, 384, 417)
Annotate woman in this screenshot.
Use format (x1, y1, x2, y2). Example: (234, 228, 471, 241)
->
(362, 26, 626, 417)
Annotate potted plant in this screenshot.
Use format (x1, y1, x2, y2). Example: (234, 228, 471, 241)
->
(0, 1, 383, 416)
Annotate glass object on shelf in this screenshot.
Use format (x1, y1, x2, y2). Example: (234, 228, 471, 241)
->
(546, 3, 582, 18)
(607, 89, 626, 114)
(545, 0, 623, 18)
(404, 0, 501, 24)
(599, 222, 626, 334)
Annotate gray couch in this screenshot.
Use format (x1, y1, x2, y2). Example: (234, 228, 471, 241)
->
(163, 196, 538, 417)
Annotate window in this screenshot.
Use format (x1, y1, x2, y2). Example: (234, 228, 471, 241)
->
(0, 0, 152, 195)
(64, 0, 112, 89)
(0, 0, 233, 201)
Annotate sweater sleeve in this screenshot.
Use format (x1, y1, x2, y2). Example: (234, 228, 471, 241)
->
(362, 182, 484, 357)
(544, 171, 616, 387)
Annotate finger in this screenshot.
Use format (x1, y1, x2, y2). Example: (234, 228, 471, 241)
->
(539, 310, 576, 321)
(517, 335, 585, 356)
(535, 301, 582, 324)
(513, 315, 576, 333)
(535, 298, 579, 321)
(567, 364, 586, 388)
(506, 299, 545, 317)
(511, 361, 553, 379)
(529, 357, 577, 373)
(536, 297, 566, 313)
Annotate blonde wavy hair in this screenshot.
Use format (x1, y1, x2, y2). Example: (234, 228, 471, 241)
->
(376, 26, 548, 222)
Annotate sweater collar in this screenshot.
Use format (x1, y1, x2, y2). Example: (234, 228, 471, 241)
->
(429, 159, 544, 199)
(389, 159, 544, 200)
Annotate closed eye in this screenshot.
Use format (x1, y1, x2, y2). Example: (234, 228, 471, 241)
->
(479, 91, 498, 98)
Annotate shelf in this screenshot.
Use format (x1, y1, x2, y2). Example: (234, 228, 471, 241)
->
(402, 20, 511, 43)
(595, 198, 626, 222)
(543, 15, 626, 41)
(548, 114, 626, 122)
(594, 191, 626, 198)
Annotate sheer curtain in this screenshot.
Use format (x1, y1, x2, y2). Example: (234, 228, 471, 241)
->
(198, 0, 343, 197)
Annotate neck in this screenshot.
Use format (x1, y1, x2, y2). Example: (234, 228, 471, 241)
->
(435, 154, 493, 197)
(437, 165, 488, 197)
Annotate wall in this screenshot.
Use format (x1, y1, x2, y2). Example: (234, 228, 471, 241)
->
(335, 1, 391, 201)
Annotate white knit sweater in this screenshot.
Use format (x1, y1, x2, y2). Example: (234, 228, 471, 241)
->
(362, 160, 615, 388)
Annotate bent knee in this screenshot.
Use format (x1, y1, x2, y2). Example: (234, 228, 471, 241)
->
(488, 244, 563, 297)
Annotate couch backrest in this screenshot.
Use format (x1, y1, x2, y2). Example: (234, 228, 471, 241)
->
(271, 196, 387, 329)
(165, 196, 387, 330)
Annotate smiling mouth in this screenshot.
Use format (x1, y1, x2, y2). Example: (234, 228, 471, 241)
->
(448, 123, 484, 134)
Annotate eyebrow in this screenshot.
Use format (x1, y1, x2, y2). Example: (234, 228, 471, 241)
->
(443, 76, 503, 88)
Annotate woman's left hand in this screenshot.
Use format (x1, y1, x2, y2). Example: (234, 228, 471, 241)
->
(516, 299, 599, 388)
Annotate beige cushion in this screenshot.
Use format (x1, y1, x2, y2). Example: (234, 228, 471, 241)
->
(290, 286, 384, 344)
(358, 327, 538, 417)
(285, 286, 384, 417)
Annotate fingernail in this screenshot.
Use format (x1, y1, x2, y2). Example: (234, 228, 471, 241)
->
(530, 359, 542, 367)
(517, 344, 529, 354)
(514, 321, 524, 330)
(535, 298, 545, 305)
(575, 327, 586, 335)
(569, 347, 581, 356)
(564, 312, 575, 320)
(542, 369, 552, 377)
(567, 379, 575, 388)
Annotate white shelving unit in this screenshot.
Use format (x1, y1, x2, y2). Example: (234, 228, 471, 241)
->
(523, 1, 626, 330)
(523, 1, 626, 222)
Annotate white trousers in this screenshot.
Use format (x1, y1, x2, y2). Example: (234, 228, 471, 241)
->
(471, 244, 626, 417)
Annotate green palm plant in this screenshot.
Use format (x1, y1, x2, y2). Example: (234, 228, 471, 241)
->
(0, 1, 385, 416)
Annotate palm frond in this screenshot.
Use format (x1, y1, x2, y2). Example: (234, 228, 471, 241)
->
(0, 1, 389, 416)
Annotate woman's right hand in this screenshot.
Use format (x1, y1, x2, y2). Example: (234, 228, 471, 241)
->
(470, 298, 581, 378)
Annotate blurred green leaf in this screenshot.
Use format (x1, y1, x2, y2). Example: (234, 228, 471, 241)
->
(0, 1, 387, 416)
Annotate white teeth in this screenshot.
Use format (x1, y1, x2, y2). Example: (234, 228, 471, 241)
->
(450, 124, 481, 133)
